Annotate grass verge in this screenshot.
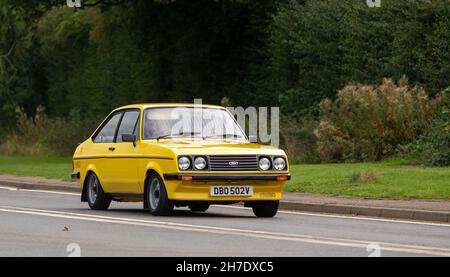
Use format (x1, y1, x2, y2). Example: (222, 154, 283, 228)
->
(286, 158, 450, 199)
(0, 156, 448, 199)
(0, 156, 72, 181)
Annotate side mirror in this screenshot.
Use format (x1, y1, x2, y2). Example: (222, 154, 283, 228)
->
(122, 134, 137, 146)
(248, 136, 257, 143)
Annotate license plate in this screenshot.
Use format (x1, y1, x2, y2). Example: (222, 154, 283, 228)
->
(210, 186, 253, 197)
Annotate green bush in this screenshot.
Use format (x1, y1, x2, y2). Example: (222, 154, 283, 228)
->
(314, 77, 440, 163)
(280, 116, 319, 164)
(404, 90, 450, 166)
(44, 109, 98, 156)
(0, 106, 49, 156)
(0, 106, 96, 156)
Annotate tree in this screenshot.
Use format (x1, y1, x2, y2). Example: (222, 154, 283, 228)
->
(269, 0, 450, 118)
(0, 0, 43, 131)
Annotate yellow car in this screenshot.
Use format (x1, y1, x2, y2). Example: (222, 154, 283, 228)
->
(72, 103, 290, 217)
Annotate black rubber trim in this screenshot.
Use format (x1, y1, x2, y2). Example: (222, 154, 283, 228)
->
(163, 174, 291, 181)
(71, 172, 80, 180)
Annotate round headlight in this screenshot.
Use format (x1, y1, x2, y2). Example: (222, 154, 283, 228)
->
(273, 157, 286, 170)
(194, 157, 207, 170)
(258, 157, 271, 171)
(178, 156, 191, 170)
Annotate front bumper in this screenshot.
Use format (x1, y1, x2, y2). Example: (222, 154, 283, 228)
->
(163, 173, 290, 201)
(71, 172, 80, 180)
(163, 173, 291, 181)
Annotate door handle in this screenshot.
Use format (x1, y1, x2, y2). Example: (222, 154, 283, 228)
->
(108, 147, 116, 151)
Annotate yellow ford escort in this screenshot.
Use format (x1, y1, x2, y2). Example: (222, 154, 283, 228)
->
(72, 103, 290, 217)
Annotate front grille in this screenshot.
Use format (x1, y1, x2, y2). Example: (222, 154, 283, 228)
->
(208, 155, 259, 171)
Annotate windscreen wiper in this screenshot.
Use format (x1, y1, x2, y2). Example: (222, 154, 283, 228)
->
(156, 132, 202, 141)
(203, 133, 244, 140)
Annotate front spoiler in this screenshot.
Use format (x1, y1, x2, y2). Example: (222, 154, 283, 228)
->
(163, 173, 291, 181)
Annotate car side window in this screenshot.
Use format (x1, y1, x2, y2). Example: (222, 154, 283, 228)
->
(116, 110, 140, 143)
(93, 112, 122, 143)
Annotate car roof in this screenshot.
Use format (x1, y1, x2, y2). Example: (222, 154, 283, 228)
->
(113, 103, 226, 112)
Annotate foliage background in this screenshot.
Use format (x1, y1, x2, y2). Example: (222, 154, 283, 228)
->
(0, 0, 449, 164)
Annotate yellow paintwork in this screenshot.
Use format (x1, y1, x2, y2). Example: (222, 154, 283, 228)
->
(72, 103, 290, 202)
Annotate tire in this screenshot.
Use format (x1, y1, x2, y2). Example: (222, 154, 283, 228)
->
(252, 201, 279, 218)
(146, 173, 174, 216)
(189, 204, 210, 212)
(86, 173, 111, 210)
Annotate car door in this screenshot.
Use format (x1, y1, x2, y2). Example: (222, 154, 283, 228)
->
(107, 109, 142, 193)
(90, 111, 123, 193)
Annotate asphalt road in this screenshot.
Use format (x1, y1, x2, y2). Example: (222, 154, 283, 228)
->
(1, 186, 450, 257)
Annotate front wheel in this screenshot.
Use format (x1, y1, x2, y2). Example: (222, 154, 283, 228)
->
(146, 173, 174, 216)
(86, 173, 111, 210)
(252, 201, 279, 218)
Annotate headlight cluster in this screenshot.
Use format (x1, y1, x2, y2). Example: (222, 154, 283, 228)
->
(178, 156, 287, 171)
(258, 156, 287, 171)
(178, 156, 208, 170)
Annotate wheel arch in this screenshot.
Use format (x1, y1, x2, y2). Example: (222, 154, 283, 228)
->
(143, 167, 164, 209)
(81, 165, 100, 202)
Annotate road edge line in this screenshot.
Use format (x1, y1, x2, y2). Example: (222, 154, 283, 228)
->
(1, 181, 449, 223)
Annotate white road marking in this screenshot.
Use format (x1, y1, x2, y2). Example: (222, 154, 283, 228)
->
(1, 205, 450, 257)
(216, 205, 450, 228)
(0, 186, 79, 196)
(0, 186, 18, 191)
(1, 185, 450, 228)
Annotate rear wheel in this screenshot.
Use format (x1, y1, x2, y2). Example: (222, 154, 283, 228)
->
(189, 204, 210, 212)
(86, 173, 111, 210)
(252, 201, 279, 218)
(146, 173, 173, 216)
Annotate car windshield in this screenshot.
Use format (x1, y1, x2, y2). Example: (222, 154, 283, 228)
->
(142, 107, 246, 141)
